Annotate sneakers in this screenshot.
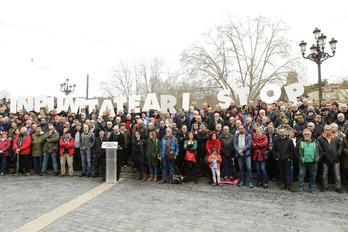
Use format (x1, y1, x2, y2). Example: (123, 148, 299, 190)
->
(248, 183, 254, 189)
(238, 181, 245, 187)
(263, 184, 269, 189)
(25, 172, 30, 176)
(0, 172, 4, 176)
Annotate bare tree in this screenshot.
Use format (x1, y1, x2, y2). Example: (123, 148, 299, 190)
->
(101, 61, 135, 98)
(102, 57, 168, 97)
(182, 16, 299, 101)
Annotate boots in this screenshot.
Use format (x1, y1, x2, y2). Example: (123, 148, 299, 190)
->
(147, 175, 153, 181)
(153, 175, 157, 182)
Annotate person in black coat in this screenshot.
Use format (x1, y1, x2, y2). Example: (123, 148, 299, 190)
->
(109, 125, 125, 181)
(273, 127, 294, 191)
(132, 131, 146, 180)
(92, 130, 106, 180)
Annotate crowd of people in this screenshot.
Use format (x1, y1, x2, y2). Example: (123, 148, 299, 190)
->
(1, 98, 348, 194)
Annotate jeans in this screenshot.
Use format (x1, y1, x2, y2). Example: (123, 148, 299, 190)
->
(33, 157, 42, 174)
(238, 156, 252, 185)
(149, 166, 158, 176)
(298, 163, 317, 190)
(278, 159, 292, 186)
(255, 160, 268, 184)
(322, 162, 341, 189)
(162, 157, 174, 182)
(42, 152, 58, 173)
(0, 156, 7, 173)
(80, 149, 91, 175)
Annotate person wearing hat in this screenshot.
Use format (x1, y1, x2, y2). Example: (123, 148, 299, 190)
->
(0, 131, 11, 175)
(59, 128, 75, 176)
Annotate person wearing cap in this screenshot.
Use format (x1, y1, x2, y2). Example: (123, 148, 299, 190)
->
(0, 131, 11, 175)
(31, 126, 48, 175)
(42, 123, 60, 176)
(59, 128, 75, 176)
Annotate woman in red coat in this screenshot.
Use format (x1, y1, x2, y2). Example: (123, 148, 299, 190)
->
(252, 127, 269, 188)
(59, 128, 75, 176)
(13, 127, 32, 175)
(205, 132, 222, 157)
(0, 131, 11, 175)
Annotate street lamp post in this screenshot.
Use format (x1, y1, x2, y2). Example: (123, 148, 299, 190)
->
(60, 78, 76, 96)
(299, 28, 337, 104)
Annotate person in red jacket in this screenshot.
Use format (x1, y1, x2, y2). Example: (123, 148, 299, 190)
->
(205, 132, 222, 157)
(13, 127, 32, 175)
(252, 127, 269, 188)
(0, 131, 11, 175)
(59, 128, 75, 176)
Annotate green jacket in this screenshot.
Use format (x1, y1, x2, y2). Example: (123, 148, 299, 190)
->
(298, 139, 319, 164)
(31, 132, 49, 157)
(146, 138, 160, 167)
(43, 131, 60, 153)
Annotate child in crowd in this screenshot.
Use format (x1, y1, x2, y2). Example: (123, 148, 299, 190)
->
(208, 148, 222, 186)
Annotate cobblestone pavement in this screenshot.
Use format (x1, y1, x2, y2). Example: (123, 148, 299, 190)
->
(2, 175, 348, 232)
(42, 179, 348, 232)
(0, 175, 101, 232)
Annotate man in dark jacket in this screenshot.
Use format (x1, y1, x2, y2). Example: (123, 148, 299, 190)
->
(220, 126, 235, 179)
(274, 127, 294, 191)
(317, 125, 343, 193)
(92, 130, 106, 180)
(109, 125, 125, 181)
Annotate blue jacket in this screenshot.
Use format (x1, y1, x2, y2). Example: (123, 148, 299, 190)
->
(233, 133, 252, 157)
(160, 136, 179, 158)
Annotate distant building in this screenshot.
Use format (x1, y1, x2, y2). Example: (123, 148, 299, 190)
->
(286, 71, 299, 85)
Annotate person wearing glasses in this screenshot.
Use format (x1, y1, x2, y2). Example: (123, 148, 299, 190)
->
(317, 125, 343, 193)
(297, 129, 319, 193)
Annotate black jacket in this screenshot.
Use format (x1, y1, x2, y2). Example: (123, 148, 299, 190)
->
(273, 136, 294, 160)
(318, 135, 342, 164)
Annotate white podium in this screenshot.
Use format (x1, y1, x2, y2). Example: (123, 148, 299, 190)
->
(102, 142, 118, 184)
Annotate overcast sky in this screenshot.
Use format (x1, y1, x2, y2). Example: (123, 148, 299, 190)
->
(0, 0, 347, 98)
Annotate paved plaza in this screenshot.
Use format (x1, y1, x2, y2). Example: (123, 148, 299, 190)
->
(1, 175, 348, 232)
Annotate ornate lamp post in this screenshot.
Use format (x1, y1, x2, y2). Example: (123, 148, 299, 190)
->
(299, 28, 337, 104)
(60, 78, 76, 96)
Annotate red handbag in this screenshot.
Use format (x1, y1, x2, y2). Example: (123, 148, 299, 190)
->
(185, 150, 196, 163)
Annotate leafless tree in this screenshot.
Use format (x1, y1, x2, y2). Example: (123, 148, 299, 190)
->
(182, 16, 299, 101)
